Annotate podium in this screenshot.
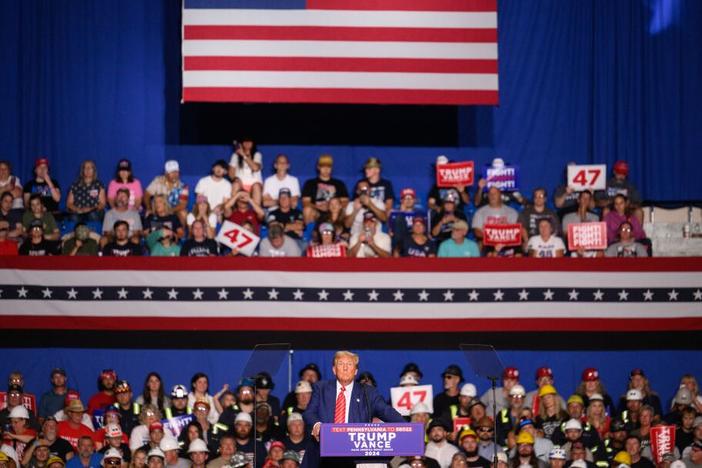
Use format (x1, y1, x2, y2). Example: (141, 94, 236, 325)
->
(320, 422, 425, 467)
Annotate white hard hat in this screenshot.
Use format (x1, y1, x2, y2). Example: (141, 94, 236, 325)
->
(105, 424, 122, 438)
(399, 374, 419, 386)
(160, 437, 180, 452)
(460, 383, 477, 398)
(564, 419, 583, 431)
(101, 448, 123, 466)
(147, 448, 165, 460)
(626, 389, 643, 401)
(187, 439, 209, 453)
(509, 385, 526, 397)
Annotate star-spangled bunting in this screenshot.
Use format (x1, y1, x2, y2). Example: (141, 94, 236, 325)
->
(1, 285, 700, 302)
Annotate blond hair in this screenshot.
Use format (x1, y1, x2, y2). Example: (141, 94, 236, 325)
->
(333, 350, 359, 367)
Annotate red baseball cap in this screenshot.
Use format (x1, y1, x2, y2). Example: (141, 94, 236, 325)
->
(35, 157, 49, 168)
(149, 422, 164, 432)
(613, 160, 629, 176)
(401, 188, 416, 199)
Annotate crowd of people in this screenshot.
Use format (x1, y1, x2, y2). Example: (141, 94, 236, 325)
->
(0, 141, 650, 258)
(0, 364, 699, 468)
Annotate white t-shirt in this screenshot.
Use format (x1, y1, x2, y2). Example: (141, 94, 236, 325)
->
(527, 234, 565, 257)
(229, 151, 263, 186)
(262, 174, 301, 207)
(0, 176, 23, 209)
(344, 198, 386, 236)
(194, 176, 232, 211)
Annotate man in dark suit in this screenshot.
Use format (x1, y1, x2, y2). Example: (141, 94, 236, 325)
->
(302, 350, 405, 468)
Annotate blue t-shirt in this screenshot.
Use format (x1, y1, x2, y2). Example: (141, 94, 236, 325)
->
(66, 453, 103, 468)
(437, 238, 480, 258)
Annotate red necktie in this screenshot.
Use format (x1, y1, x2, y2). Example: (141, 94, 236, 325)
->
(334, 386, 346, 423)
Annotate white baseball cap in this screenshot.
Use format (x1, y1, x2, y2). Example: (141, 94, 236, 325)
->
(235, 412, 252, 424)
(9, 406, 30, 419)
(460, 383, 477, 398)
(164, 160, 179, 173)
(626, 389, 643, 401)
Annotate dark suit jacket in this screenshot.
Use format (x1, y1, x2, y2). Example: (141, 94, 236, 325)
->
(301, 380, 404, 468)
(304, 379, 404, 426)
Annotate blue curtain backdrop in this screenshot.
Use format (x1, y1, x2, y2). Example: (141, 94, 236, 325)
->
(1, 348, 700, 412)
(0, 0, 701, 201)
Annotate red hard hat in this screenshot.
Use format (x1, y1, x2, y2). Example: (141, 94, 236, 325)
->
(503, 367, 520, 380)
(581, 368, 599, 382)
(535, 367, 553, 379)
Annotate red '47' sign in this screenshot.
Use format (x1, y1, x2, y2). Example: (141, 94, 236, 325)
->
(568, 222, 607, 251)
(390, 384, 434, 416)
(436, 161, 474, 188)
(482, 224, 522, 246)
(216, 221, 260, 256)
(567, 164, 606, 191)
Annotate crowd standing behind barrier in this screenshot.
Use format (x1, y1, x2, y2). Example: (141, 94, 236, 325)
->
(0, 144, 652, 258)
(0, 365, 700, 468)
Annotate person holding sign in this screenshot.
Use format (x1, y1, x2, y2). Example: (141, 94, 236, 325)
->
(471, 187, 518, 243)
(302, 351, 404, 468)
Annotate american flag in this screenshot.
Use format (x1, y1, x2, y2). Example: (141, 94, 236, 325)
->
(181, 0, 499, 105)
(0, 257, 700, 333)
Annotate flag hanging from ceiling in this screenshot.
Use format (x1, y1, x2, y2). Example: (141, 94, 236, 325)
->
(181, 0, 499, 105)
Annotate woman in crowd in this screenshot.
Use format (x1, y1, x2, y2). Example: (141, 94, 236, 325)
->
(187, 373, 223, 424)
(585, 394, 610, 440)
(186, 195, 218, 239)
(135, 372, 171, 412)
(107, 159, 143, 211)
(619, 369, 662, 416)
(228, 137, 263, 206)
(604, 194, 645, 245)
(66, 160, 106, 223)
(128, 404, 162, 452)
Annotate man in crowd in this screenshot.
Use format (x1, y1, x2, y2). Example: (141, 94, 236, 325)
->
(144, 160, 189, 226)
(112, 380, 140, 437)
(262, 153, 301, 209)
(102, 189, 142, 244)
(187, 439, 209, 468)
(282, 413, 308, 462)
(437, 220, 480, 258)
(495, 384, 527, 445)
(164, 385, 190, 420)
(481, 367, 520, 414)
(348, 212, 391, 258)
(258, 223, 302, 257)
(266, 188, 304, 242)
(65, 436, 101, 468)
(356, 157, 394, 218)
(345, 180, 387, 235)
(23, 158, 61, 215)
(57, 400, 94, 450)
(433, 365, 463, 419)
(195, 160, 232, 216)
(424, 419, 459, 468)
(232, 412, 264, 468)
(471, 186, 519, 242)
(204, 434, 235, 468)
(301, 154, 349, 224)
(519, 188, 561, 240)
(281, 381, 312, 429)
(303, 350, 404, 467)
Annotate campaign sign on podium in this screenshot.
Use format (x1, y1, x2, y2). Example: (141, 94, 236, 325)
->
(320, 423, 425, 458)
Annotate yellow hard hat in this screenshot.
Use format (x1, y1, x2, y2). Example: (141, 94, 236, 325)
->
(516, 431, 535, 445)
(539, 385, 558, 397)
(459, 428, 478, 442)
(613, 452, 632, 466)
(567, 394, 584, 406)
(47, 456, 66, 468)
